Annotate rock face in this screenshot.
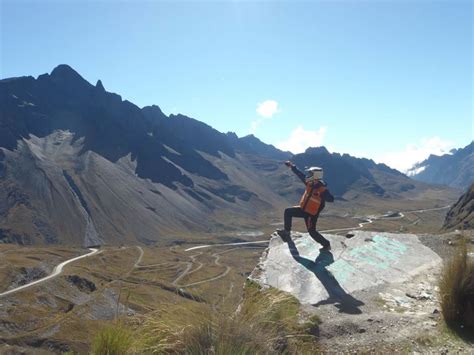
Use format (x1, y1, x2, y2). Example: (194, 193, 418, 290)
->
(65, 275, 96, 293)
(250, 231, 441, 309)
(407, 142, 473, 190)
(443, 184, 474, 230)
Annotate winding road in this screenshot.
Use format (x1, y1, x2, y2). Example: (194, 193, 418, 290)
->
(134, 246, 144, 268)
(0, 206, 451, 297)
(0, 248, 100, 298)
(178, 247, 264, 288)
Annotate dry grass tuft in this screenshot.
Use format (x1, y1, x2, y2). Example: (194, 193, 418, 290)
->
(136, 281, 319, 354)
(439, 236, 474, 334)
(91, 321, 134, 355)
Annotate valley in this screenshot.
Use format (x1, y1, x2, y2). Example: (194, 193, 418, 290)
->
(0, 196, 466, 354)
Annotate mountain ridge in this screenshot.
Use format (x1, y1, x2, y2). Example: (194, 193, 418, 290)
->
(407, 142, 473, 189)
(0, 65, 459, 246)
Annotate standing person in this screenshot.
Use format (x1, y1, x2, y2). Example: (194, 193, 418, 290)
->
(277, 161, 334, 250)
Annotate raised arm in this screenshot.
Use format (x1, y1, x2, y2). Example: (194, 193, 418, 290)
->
(323, 189, 334, 202)
(285, 161, 306, 184)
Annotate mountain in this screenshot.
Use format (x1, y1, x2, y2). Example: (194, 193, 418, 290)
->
(0, 65, 458, 246)
(0, 65, 282, 246)
(226, 133, 292, 161)
(407, 142, 473, 190)
(443, 183, 474, 231)
(292, 147, 415, 198)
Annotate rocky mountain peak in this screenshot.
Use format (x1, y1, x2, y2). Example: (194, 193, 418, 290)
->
(50, 64, 85, 82)
(226, 132, 239, 140)
(95, 79, 105, 91)
(305, 146, 330, 155)
(142, 105, 167, 123)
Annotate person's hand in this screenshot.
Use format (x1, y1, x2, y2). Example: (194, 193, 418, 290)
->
(284, 161, 294, 168)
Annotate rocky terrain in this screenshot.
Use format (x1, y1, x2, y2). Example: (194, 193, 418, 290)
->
(251, 231, 473, 353)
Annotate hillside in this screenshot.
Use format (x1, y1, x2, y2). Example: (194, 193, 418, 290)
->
(443, 184, 474, 231)
(407, 142, 473, 190)
(0, 65, 458, 246)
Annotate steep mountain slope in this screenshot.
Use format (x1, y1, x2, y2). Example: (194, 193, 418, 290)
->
(407, 142, 473, 189)
(443, 184, 474, 230)
(0, 65, 458, 246)
(0, 65, 282, 246)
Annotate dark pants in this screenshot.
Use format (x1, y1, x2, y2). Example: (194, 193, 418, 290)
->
(284, 206, 330, 247)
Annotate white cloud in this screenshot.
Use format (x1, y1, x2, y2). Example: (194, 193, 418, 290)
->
(276, 125, 328, 153)
(256, 100, 280, 118)
(374, 136, 454, 173)
(250, 99, 280, 134)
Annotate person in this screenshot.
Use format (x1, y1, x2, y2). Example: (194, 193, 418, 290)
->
(277, 161, 334, 250)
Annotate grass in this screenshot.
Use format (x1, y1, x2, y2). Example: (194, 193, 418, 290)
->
(91, 321, 134, 355)
(439, 236, 474, 337)
(134, 280, 320, 354)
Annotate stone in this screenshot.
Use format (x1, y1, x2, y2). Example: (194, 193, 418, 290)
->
(250, 231, 442, 307)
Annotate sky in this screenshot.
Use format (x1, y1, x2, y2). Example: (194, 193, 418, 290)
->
(1, 0, 472, 172)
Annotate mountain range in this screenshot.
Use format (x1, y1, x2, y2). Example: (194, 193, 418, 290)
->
(0, 65, 460, 246)
(407, 142, 473, 190)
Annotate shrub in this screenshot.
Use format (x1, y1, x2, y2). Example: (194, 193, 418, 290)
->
(91, 322, 134, 355)
(439, 237, 474, 333)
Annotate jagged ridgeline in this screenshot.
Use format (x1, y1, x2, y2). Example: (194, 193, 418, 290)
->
(407, 142, 473, 190)
(0, 65, 454, 246)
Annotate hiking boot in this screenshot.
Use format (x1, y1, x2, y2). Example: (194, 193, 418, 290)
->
(319, 243, 331, 252)
(276, 229, 291, 240)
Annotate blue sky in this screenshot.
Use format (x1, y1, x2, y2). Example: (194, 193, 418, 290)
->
(1, 0, 472, 171)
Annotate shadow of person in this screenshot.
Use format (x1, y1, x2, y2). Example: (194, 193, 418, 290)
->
(285, 237, 364, 314)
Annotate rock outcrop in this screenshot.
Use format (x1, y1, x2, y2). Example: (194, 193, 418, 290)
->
(443, 183, 474, 230)
(250, 231, 441, 309)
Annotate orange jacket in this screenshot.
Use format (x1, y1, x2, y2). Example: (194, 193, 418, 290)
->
(291, 165, 334, 216)
(299, 182, 327, 215)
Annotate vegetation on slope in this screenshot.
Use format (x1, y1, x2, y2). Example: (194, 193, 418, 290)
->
(439, 236, 474, 336)
(92, 281, 320, 354)
(92, 322, 134, 355)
